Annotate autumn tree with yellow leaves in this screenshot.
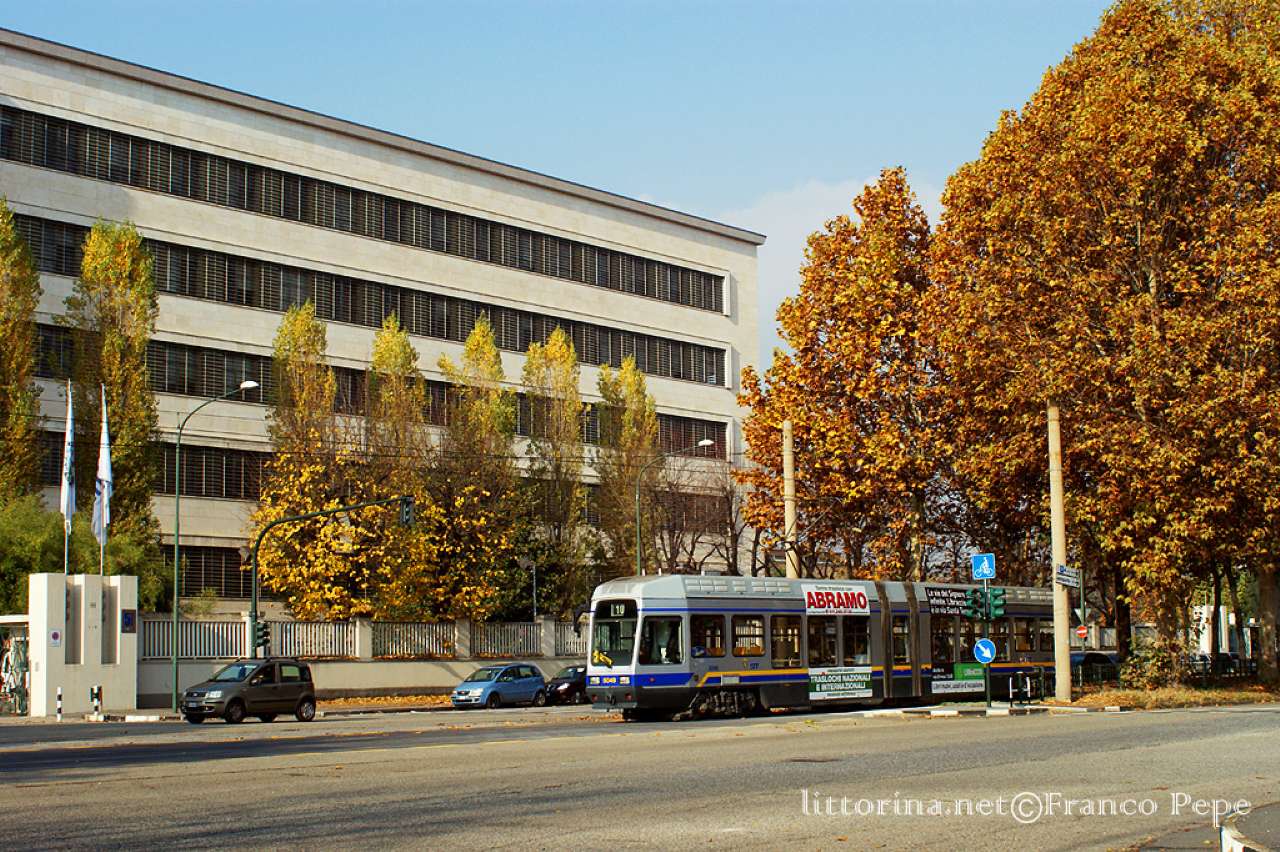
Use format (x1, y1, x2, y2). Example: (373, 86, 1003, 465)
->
(739, 169, 945, 580)
(929, 0, 1280, 675)
(0, 200, 41, 501)
(594, 358, 659, 577)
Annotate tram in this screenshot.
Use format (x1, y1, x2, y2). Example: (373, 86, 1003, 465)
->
(585, 574, 1055, 720)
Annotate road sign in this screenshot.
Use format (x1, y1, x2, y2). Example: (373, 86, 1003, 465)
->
(1054, 564, 1080, 588)
(1076, 625, 1088, 640)
(973, 638, 996, 665)
(971, 553, 995, 581)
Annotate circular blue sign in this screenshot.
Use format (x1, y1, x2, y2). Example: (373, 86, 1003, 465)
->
(974, 638, 997, 665)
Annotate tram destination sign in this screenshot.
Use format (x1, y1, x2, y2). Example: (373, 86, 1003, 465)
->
(924, 586, 968, 616)
(801, 583, 871, 616)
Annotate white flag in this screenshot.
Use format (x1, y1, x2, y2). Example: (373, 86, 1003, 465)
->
(59, 380, 75, 533)
(92, 384, 112, 548)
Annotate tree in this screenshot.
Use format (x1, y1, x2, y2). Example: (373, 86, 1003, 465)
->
(63, 221, 160, 539)
(521, 326, 589, 616)
(928, 0, 1280, 674)
(251, 303, 352, 618)
(594, 358, 658, 577)
(0, 199, 41, 501)
(0, 496, 166, 613)
(738, 169, 943, 580)
(430, 316, 524, 620)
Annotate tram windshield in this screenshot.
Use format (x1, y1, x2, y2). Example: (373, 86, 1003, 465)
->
(591, 600, 637, 667)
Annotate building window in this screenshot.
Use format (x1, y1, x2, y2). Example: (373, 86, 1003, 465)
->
(1, 103, 726, 313)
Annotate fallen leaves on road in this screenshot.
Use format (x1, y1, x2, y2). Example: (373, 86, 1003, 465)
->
(1048, 683, 1279, 710)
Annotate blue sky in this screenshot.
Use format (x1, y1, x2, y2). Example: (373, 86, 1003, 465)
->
(4, 1, 1111, 363)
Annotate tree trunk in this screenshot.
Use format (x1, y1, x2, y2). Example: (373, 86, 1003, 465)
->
(1258, 567, 1278, 684)
(1114, 566, 1132, 663)
(1224, 565, 1247, 660)
(1210, 565, 1221, 675)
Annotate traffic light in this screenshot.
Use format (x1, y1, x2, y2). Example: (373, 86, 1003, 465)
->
(988, 587, 1007, 619)
(963, 587, 985, 620)
(253, 621, 271, 649)
(398, 496, 415, 527)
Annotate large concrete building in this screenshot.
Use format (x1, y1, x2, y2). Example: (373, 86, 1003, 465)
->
(0, 29, 763, 606)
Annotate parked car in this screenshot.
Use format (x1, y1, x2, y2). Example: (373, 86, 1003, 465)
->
(182, 658, 316, 724)
(451, 664, 546, 709)
(545, 665, 587, 705)
(1071, 651, 1119, 684)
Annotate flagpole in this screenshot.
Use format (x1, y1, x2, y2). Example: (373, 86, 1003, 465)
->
(61, 379, 75, 575)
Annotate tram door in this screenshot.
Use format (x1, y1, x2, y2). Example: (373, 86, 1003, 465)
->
(877, 582, 920, 698)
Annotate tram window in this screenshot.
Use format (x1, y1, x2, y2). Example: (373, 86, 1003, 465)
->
(990, 619, 1010, 659)
(892, 615, 912, 665)
(1013, 618, 1035, 653)
(807, 616, 837, 667)
(770, 615, 803, 668)
(932, 618, 956, 665)
(691, 615, 726, 658)
(958, 619, 976, 662)
(637, 617, 683, 665)
(1037, 619, 1053, 652)
(592, 601, 637, 666)
(842, 616, 870, 665)
(731, 615, 765, 657)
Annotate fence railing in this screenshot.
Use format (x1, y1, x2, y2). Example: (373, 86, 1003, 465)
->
(267, 620, 356, 659)
(555, 621, 588, 657)
(373, 622, 454, 659)
(472, 621, 541, 658)
(140, 619, 244, 660)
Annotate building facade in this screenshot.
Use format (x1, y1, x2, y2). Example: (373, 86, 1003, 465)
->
(0, 30, 763, 606)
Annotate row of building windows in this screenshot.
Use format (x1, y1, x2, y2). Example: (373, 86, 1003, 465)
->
(36, 326, 728, 459)
(165, 546, 258, 599)
(14, 214, 726, 387)
(0, 105, 725, 312)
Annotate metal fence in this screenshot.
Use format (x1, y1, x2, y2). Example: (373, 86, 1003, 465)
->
(472, 621, 541, 658)
(266, 621, 356, 659)
(140, 618, 244, 660)
(555, 621, 588, 657)
(373, 622, 454, 659)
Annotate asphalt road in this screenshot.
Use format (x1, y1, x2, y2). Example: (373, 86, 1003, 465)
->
(0, 704, 1275, 850)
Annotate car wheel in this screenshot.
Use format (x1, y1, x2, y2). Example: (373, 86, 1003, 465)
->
(184, 713, 204, 724)
(224, 700, 246, 724)
(295, 697, 316, 722)
(486, 692, 501, 710)
(532, 689, 546, 707)
(257, 714, 277, 723)
(576, 690, 589, 705)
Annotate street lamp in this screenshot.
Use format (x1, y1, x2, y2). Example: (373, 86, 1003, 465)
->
(171, 380, 258, 712)
(634, 438, 715, 576)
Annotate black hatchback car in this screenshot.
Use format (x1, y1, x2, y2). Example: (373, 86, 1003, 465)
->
(545, 665, 587, 705)
(183, 658, 317, 724)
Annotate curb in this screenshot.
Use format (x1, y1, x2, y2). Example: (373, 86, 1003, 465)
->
(318, 704, 454, 718)
(84, 712, 180, 723)
(872, 706, 1050, 719)
(1046, 705, 1132, 714)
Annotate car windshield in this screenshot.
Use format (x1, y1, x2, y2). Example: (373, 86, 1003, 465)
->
(463, 667, 504, 683)
(210, 662, 260, 682)
(553, 666, 581, 679)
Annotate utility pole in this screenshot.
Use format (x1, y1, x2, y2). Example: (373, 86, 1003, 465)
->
(782, 419, 799, 579)
(1048, 402, 1071, 702)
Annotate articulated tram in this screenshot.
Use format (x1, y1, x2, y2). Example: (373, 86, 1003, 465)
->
(585, 574, 1056, 720)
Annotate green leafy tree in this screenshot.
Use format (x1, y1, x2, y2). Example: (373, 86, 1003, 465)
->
(0, 200, 42, 501)
(521, 326, 589, 615)
(595, 358, 658, 577)
(63, 221, 160, 539)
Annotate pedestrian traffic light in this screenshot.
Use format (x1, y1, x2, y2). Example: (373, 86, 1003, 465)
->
(253, 621, 271, 649)
(988, 587, 1007, 619)
(963, 587, 985, 620)
(398, 496, 415, 527)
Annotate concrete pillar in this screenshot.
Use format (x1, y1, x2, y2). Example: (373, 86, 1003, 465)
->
(539, 615, 557, 659)
(354, 618, 373, 661)
(454, 619, 471, 660)
(27, 573, 65, 717)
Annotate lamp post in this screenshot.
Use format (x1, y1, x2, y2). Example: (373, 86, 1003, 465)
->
(634, 438, 715, 576)
(171, 380, 258, 712)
